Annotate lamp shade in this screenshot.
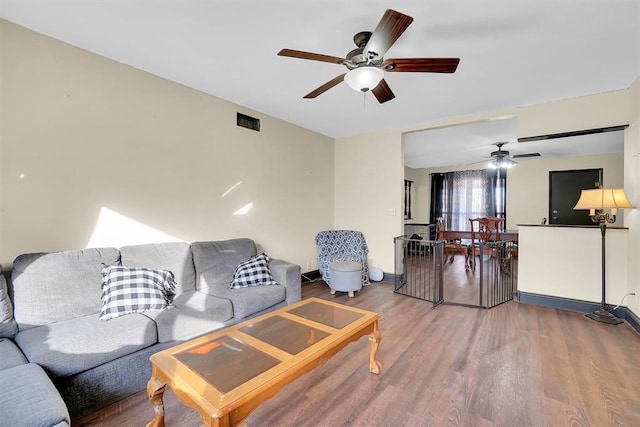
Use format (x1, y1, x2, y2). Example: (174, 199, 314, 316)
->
(344, 67, 384, 92)
(573, 188, 635, 210)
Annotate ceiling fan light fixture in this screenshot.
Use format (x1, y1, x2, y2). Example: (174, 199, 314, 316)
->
(489, 156, 515, 169)
(344, 66, 384, 92)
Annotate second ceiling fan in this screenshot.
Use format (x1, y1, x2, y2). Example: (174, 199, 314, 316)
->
(488, 142, 541, 168)
(278, 9, 460, 103)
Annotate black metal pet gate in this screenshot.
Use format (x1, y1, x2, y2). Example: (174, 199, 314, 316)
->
(394, 235, 517, 309)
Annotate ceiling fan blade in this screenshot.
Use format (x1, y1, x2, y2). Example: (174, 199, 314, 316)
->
(512, 153, 541, 158)
(364, 9, 413, 59)
(303, 74, 346, 98)
(278, 49, 345, 64)
(372, 79, 395, 104)
(383, 58, 460, 73)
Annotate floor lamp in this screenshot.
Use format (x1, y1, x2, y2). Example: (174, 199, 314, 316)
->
(574, 188, 634, 325)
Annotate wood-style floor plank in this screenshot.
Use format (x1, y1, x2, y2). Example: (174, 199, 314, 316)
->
(78, 280, 640, 427)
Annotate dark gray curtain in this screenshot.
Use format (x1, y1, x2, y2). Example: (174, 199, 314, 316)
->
(430, 169, 502, 230)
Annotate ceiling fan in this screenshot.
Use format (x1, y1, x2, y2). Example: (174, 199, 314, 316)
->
(488, 142, 541, 169)
(277, 9, 460, 103)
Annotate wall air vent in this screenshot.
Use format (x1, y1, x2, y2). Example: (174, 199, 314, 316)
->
(237, 112, 260, 132)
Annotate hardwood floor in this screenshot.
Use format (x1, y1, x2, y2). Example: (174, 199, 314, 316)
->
(442, 253, 480, 305)
(79, 280, 640, 427)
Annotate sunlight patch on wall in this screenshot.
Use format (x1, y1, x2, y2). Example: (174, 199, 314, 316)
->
(221, 181, 242, 198)
(86, 207, 181, 248)
(233, 202, 254, 216)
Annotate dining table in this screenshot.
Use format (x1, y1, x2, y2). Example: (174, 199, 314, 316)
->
(438, 229, 518, 271)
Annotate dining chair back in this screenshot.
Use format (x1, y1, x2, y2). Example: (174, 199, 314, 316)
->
(436, 218, 470, 269)
(468, 217, 504, 273)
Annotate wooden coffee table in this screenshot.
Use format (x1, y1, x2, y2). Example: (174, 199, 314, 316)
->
(146, 297, 382, 426)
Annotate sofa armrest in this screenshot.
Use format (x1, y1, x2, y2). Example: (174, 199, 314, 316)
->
(0, 273, 18, 339)
(269, 258, 301, 306)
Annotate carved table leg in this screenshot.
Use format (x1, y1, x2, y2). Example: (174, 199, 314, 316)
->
(368, 321, 382, 374)
(146, 377, 167, 427)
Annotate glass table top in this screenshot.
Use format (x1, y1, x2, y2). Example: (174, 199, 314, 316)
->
(171, 300, 369, 394)
(240, 315, 330, 354)
(175, 335, 280, 393)
(288, 300, 365, 329)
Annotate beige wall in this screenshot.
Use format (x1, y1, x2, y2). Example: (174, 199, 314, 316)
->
(624, 76, 640, 315)
(517, 90, 629, 138)
(518, 226, 629, 303)
(406, 152, 623, 230)
(507, 152, 623, 228)
(0, 20, 335, 269)
(334, 131, 403, 272)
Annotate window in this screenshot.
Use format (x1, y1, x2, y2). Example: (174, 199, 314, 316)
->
(430, 169, 506, 230)
(404, 180, 413, 219)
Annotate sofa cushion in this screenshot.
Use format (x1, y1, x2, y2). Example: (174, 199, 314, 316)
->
(0, 272, 18, 338)
(100, 265, 176, 321)
(142, 290, 233, 343)
(216, 284, 286, 319)
(0, 338, 28, 371)
(12, 248, 121, 330)
(119, 242, 196, 295)
(229, 253, 278, 289)
(0, 363, 70, 427)
(14, 312, 157, 377)
(191, 239, 256, 295)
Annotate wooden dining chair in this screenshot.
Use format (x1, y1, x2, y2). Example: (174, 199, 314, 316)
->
(468, 217, 503, 273)
(436, 218, 470, 270)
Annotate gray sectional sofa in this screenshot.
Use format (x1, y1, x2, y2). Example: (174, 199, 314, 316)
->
(0, 238, 301, 423)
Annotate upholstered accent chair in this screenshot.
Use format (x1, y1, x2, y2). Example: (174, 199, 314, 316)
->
(315, 230, 370, 286)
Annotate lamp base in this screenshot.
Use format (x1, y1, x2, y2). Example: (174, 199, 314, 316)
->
(585, 308, 623, 325)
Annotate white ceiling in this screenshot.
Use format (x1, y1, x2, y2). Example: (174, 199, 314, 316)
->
(1, 1, 638, 155)
(403, 117, 625, 168)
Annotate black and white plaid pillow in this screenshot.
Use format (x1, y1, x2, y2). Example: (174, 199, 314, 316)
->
(100, 264, 176, 321)
(229, 253, 278, 289)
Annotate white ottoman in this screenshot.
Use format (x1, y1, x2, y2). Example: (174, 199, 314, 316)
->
(329, 261, 362, 297)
